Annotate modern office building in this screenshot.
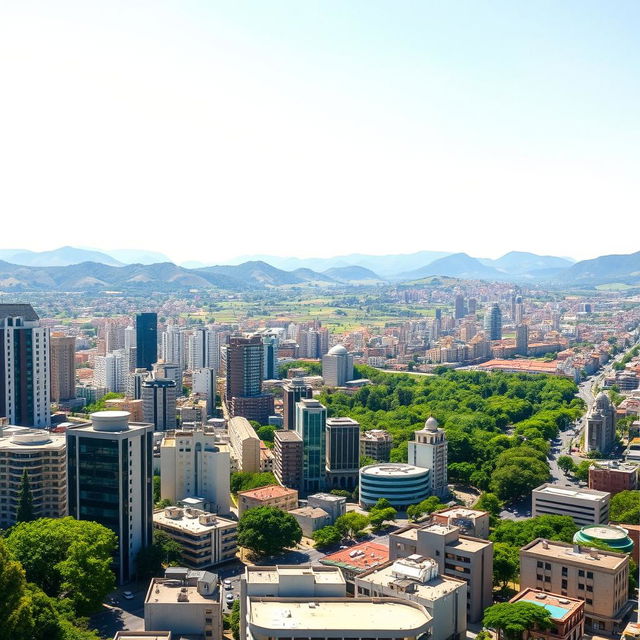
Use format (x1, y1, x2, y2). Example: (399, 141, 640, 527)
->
(454, 294, 466, 320)
(515, 323, 529, 356)
(321, 344, 354, 387)
(153, 506, 238, 568)
(520, 538, 631, 635)
(127, 368, 149, 400)
(360, 463, 430, 509)
(360, 429, 393, 462)
(355, 555, 467, 640)
(585, 392, 617, 455)
(237, 484, 298, 516)
(282, 378, 313, 430)
(325, 416, 360, 491)
(142, 378, 177, 430)
(389, 521, 494, 623)
(67, 411, 154, 583)
(160, 428, 231, 514)
(261, 334, 278, 380)
(432, 507, 490, 539)
(295, 398, 327, 494)
(192, 367, 216, 417)
(145, 568, 221, 639)
(0, 304, 51, 428)
(0, 425, 67, 528)
(532, 484, 610, 526)
(154, 362, 182, 389)
(228, 416, 261, 473)
(408, 416, 448, 498)
(135, 312, 158, 371)
(588, 460, 638, 495)
(50, 334, 76, 402)
(483, 303, 502, 341)
(273, 429, 303, 489)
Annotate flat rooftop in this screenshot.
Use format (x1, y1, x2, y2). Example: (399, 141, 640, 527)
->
(114, 634, 172, 640)
(522, 539, 628, 571)
(246, 566, 345, 586)
(153, 509, 236, 534)
(511, 589, 583, 622)
(289, 506, 329, 518)
(534, 484, 610, 501)
(238, 484, 297, 500)
(435, 507, 487, 519)
(145, 579, 218, 605)
(321, 541, 389, 573)
(248, 598, 431, 633)
(360, 463, 428, 477)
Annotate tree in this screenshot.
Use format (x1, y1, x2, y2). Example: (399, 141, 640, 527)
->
(369, 507, 396, 532)
(16, 470, 35, 523)
(153, 474, 161, 504)
(475, 492, 503, 518)
(557, 455, 576, 474)
(313, 525, 342, 549)
(229, 599, 240, 640)
(231, 471, 277, 493)
(610, 490, 640, 524)
(491, 515, 577, 548)
(136, 531, 183, 579)
(257, 425, 276, 443)
(238, 507, 302, 556)
(574, 460, 592, 482)
(483, 602, 552, 640)
(6, 517, 117, 616)
(406, 496, 444, 522)
(335, 512, 370, 538)
(493, 543, 519, 591)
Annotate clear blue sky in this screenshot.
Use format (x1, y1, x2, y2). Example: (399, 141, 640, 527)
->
(1, 1, 638, 262)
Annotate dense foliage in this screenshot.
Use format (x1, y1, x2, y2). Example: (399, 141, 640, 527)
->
(277, 360, 322, 378)
(320, 367, 581, 500)
(237, 506, 302, 556)
(610, 490, 640, 524)
(231, 471, 277, 494)
(136, 530, 183, 579)
(484, 602, 552, 640)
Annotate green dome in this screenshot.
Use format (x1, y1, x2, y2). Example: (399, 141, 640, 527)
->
(573, 525, 634, 554)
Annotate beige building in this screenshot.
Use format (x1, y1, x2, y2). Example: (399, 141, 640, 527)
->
(240, 565, 431, 640)
(389, 521, 493, 623)
(0, 426, 67, 528)
(360, 429, 393, 462)
(144, 568, 221, 639)
(153, 506, 237, 569)
(355, 555, 467, 640)
(432, 507, 490, 539)
(288, 506, 331, 537)
(177, 397, 208, 427)
(50, 334, 76, 402)
(105, 397, 144, 422)
(237, 484, 298, 516)
(160, 429, 230, 514)
(228, 416, 260, 472)
(532, 484, 610, 526)
(520, 538, 631, 635)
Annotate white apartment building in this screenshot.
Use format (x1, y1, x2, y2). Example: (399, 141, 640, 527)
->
(228, 416, 260, 473)
(161, 325, 186, 369)
(0, 426, 67, 527)
(192, 367, 216, 417)
(160, 429, 230, 514)
(408, 417, 449, 498)
(94, 350, 128, 393)
(532, 484, 610, 526)
(187, 329, 219, 371)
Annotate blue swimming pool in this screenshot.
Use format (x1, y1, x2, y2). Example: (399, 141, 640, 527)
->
(527, 600, 569, 619)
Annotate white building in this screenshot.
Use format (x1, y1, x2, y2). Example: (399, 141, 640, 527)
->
(188, 329, 219, 371)
(408, 416, 449, 498)
(228, 416, 261, 473)
(532, 484, 610, 526)
(160, 429, 231, 514)
(192, 367, 217, 417)
(0, 304, 51, 428)
(161, 325, 186, 370)
(94, 350, 128, 393)
(321, 344, 354, 387)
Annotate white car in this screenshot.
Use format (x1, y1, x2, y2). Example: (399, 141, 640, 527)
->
(122, 591, 134, 600)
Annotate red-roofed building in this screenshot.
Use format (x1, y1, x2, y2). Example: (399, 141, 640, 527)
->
(237, 484, 298, 516)
(320, 541, 389, 590)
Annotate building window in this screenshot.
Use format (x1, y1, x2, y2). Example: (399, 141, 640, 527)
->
(561, 567, 568, 576)
(578, 583, 585, 590)
(578, 570, 584, 577)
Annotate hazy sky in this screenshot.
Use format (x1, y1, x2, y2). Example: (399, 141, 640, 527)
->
(1, 1, 638, 264)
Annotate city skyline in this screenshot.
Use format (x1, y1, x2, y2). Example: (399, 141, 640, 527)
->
(2, 1, 640, 263)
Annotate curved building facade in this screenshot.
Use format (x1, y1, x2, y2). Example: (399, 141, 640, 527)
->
(573, 524, 634, 555)
(359, 463, 430, 509)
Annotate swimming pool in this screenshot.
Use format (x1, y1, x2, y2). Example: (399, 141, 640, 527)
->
(527, 599, 569, 619)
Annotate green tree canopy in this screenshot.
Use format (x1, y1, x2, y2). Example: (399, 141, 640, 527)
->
(231, 472, 277, 493)
(484, 602, 553, 640)
(238, 506, 302, 556)
(474, 492, 503, 518)
(490, 515, 577, 548)
(493, 542, 519, 590)
(136, 530, 183, 579)
(557, 455, 576, 474)
(610, 490, 640, 524)
(312, 525, 342, 549)
(335, 512, 370, 538)
(16, 470, 35, 523)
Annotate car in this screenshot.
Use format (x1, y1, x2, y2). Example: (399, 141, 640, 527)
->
(224, 581, 233, 590)
(226, 593, 235, 602)
(122, 591, 134, 600)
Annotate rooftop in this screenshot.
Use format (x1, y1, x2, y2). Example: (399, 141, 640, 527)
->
(289, 506, 329, 519)
(237, 484, 297, 501)
(245, 565, 345, 586)
(113, 634, 172, 640)
(522, 538, 628, 571)
(248, 598, 431, 634)
(0, 426, 65, 451)
(477, 359, 559, 373)
(145, 578, 218, 605)
(321, 541, 389, 573)
(0, 303, 39, 321)
(435, 507, 488, 519)
(274, 430, 302, 442)
(153, 508, 236, 534)
(511, 589, 583, 622)
(360, 463, 429, 477)
(533, 483, 610, 501)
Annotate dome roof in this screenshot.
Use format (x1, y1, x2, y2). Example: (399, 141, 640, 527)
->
(328, 344, 348, 356)
(424, 416, 439, 431)
(595, 391, 611, 409)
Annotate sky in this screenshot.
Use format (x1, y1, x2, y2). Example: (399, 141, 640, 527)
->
(1, 1, 639, 264)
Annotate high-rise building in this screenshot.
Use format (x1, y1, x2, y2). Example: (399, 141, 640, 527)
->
(154, 362, 183, 389)
(262, 334, 278, 380)
(187, 328, 219, 371)
(514, 295, 524, 324)
(160, 429, 231, 514)
(273, 430, 303, 489)
(325, 417, 360, 491)
(282, 378, 313, 430)
(483, 303, 502, 341)
(135, 312, 157, 371)
(124, 325, 136, 350)
(67, 410, 153, 583)
(127, 368, 149, 399)
(295, 398, 327, 494)
(94, 350, 128, 393)
(0, 426, 67, 528)
(142, 378, 177, 430)
(0, 304, 50, 427)
(467, 298, 477, 315)
(585, 392, 616, 455)
(408, 416, 448, 498)
(515, 323, 529, 356)
(161, 325, 186, 369)
(50, 334, 76, 402)
(454, 294, 466, 320)
(192, 367, 217, 417)
(321, 344, 354, 387)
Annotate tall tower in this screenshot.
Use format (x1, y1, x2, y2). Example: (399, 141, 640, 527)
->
(192, 367, 217, 417)
(321, 345, 354, 387)
(325, 417, 360, 491)
(67, 410, 153, 584)
(408, 416, 448, 498)
(187, 328, 219, 371)
(0, 304, 50, 427)
(295, 398, 327, 494)
(282, 378, 313, 430)
(484, 303, 502, 341)
(515, 324, 529, 356)
(135, 312, 157, 371)
(142, 378, 177, 431)
(454, 294, 466, 320)
(50, 334, 76, 402)
(585, 392, 616, 455)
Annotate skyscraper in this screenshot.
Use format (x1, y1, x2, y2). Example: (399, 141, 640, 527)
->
(162, 325, 186, 369)
(295, 398, 327, 494)
(325, 417, 360, 491)
(262, 334, 278, 380)
(94, 350, 128, 393)
(483, 303, 502, 341)
(282, 378, 313, 430)
(454, 294, 466, 320)
(192, 367, 217, 417)
(50, 334, 76, 402)
(142, 378, 177, 430)
(515, 323, 529, 356)
(273, 430, 303, 490)
(187, 328, 219, 371)
(408, 416, 448, 498)
(67, 410, 153, 584)
(321, 344, 354, 387)
(135, 312, 157, 371)
(0, 304, 50, 427)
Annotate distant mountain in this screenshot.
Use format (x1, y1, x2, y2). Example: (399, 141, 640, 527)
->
(197, 261, 325, 287)
(103, 249, 172, 265)
(323, 265, 384, 283)
(2, 246, 123, 267)
(559, 251, 640, 284)
(290, 268, 337, 284)
(397, 253, 504, 281)
(488, 251, 575, 274)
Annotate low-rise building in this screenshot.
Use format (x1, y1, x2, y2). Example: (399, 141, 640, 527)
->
(360, 429, 393, 462)
(588, 461, 638, 495)
(153, 506, 238, 569)
(509, 589, 584, 640)
(228, 417, 261, 473)
(258, 441, 274, 473)
(360, 463, 430, 509)
(532, 484, 610, 526)
(432, 507, 490, 539)
(288, 506, 331, 537)
(320, 541, 390, 588)
(355, 555, 467, 640)
(144, 568, 221, 639)
(307, 492, 347, 521)
(237, 484, 298, 516)
(520, 538, 631, 635)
